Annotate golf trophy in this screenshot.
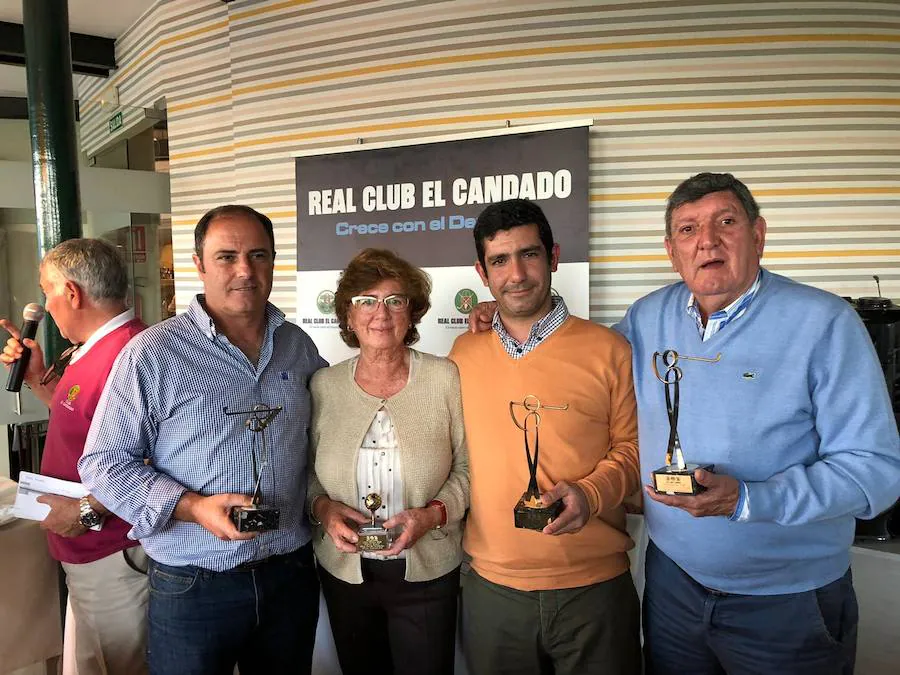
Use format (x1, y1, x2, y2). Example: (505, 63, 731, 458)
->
(357, 492, 392, 552)
(510, 395, 567, 530)
(224, 403, 283, 532)
(650, 350, 719, 495)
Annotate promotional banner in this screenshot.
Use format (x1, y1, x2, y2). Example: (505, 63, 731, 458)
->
(295, 123, 590, 364)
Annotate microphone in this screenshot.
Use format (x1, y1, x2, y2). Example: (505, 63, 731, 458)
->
(5, 303, 45, 393)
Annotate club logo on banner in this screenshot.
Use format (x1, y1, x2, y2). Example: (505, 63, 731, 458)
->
(316, 291, 335, 315)
(295, 123, 591, 363)
(455, 289, 478, 315)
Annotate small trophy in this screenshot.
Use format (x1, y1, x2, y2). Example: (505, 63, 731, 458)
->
(650, 350, 718, 495)
(357, 492, 392, 552)
(510, 395, 567, 531)
(224, 404, 283, 532)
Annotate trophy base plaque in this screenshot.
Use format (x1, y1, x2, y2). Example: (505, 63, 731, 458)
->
(231, 504, 281, 532)
(357, 524, 392, 552)
(652, 463, 715, 496)
(514, 492, 564, 531)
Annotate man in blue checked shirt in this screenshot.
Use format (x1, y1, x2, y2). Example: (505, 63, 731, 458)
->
(80, 205, 328, 675)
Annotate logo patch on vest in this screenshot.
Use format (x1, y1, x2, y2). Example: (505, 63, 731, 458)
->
(741, 370, 759, 381)
(61, 384, 81, 411)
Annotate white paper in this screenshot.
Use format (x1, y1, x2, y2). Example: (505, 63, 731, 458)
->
(11, 471, 90, 521)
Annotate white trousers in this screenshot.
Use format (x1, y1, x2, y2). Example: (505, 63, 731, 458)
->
(61, 546, 149, 675)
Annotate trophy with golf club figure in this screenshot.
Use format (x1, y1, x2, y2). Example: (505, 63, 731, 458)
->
(650, 350, 719, 495)
(510, 395, 568, 531)
(224, 403, 283, 532)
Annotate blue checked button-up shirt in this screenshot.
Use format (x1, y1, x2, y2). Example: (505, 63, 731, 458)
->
(492, 295, 569, 359)
(686, 271, 762, 342)
(79, 296, 327, 571)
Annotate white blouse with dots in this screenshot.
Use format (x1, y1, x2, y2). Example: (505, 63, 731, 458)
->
(356, 408, 406, 560)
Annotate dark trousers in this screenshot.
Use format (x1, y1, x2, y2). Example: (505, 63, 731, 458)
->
(318, 559, 460, 675)
(146, 544, 319, 675)
(460, 565, 641, 675)
(643, 539, 859, 675)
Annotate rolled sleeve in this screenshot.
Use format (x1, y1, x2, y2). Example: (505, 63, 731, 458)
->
(79, 344, 185, 536)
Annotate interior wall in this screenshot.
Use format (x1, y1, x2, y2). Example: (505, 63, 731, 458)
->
(75, 0, 900, 321)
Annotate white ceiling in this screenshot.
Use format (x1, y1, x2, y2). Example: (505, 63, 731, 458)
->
(0, 0, 156, 97)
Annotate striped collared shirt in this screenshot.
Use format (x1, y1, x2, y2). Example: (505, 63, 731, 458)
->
(685, 270, 761, 522)
(492, 295, 569, 359)
(686, 271, 762, 342)
(80, 296, 328, 571)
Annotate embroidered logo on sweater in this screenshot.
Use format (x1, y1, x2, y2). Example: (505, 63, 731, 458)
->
(741, 371, 759, 381)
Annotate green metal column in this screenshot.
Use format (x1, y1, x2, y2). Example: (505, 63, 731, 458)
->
(22, 0, 82, 362)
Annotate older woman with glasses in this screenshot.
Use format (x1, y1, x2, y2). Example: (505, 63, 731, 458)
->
(307, 248, 468, 675)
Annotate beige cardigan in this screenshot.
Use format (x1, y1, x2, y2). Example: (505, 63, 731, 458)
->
(308, 349, 469, 584)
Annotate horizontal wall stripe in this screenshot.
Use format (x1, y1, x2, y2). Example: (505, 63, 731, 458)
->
(592, 249, 900, 263)
(225, 34, 900, 97)
(227, 99, 900, 149)
(228, 22, 900, 79)
(593, 187, 900, 201)
(230, 0, 316, 22)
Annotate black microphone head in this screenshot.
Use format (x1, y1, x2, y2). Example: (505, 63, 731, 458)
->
(23, 303, 45, 323)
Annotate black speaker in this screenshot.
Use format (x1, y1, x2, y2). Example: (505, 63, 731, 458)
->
(848, 295, 900, 541)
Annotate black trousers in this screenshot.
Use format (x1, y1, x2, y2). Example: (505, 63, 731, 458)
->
(318, 559, 460, 675)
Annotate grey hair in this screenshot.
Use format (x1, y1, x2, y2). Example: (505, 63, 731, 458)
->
(665, 172, 760, 238)
(42, 238, 130, 304)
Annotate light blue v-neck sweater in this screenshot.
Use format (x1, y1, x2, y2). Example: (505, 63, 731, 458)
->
(617, 269, 900, 594)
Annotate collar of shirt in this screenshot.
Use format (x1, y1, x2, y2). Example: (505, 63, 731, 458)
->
(69, 309, 135, 365)
(686, 271, 762, 342)
(492, 295, 569, 359)
(187, 295, 286, 341)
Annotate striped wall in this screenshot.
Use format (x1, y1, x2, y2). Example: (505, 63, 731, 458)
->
(76, 0, 900, 323)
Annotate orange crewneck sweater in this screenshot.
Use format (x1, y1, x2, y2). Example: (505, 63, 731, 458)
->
(449, 316, 640, 591)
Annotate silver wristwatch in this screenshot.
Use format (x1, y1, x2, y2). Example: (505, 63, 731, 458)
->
(78, 496, 102, 528)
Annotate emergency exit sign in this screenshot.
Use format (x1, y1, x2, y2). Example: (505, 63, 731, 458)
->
(108, 111, 123, 133)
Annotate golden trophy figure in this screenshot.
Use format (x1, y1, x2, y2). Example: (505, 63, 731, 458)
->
(650, 350, 719, 495)
(510, 395, 568, 531)
(356, 492, 392, 552)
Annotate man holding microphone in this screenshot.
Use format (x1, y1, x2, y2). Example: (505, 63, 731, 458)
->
(1, 238, 147, 675)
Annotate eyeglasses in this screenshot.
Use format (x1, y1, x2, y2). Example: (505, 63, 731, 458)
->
(350, 294, 410, 313)
(40, 342, 82, 386)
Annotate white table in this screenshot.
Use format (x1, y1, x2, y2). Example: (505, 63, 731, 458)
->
(0, 517, 61, 674)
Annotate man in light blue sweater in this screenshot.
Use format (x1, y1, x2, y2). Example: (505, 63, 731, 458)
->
(616, 173, 900, 675)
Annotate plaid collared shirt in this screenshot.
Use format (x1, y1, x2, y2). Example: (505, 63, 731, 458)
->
(687, 271, 762, 342)
(492, 295, 569, 359)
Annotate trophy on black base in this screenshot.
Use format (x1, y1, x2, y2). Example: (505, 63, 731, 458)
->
(650, 350, 719, 495)
(356, 492, 392, 552)
(510, 395, 568, 531)
(224, 403, 283, 532)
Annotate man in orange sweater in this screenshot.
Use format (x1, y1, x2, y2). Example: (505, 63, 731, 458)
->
(449, 199, 641, 675)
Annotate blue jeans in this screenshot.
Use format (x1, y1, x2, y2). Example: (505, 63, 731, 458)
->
(643, 540, 858, 675)
(147, 544, 319, 675)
